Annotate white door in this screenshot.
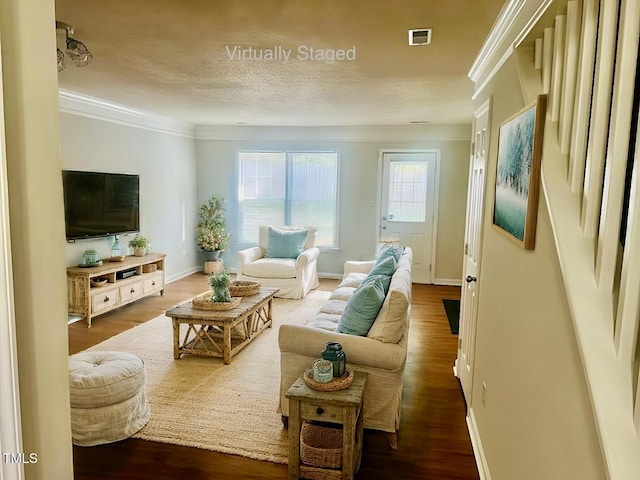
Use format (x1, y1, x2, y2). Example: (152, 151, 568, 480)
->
(378, 150, 439, 284)
(456, 99, 491, 405)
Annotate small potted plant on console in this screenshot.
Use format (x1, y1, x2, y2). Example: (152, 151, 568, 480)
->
(128, 234, 149, 257)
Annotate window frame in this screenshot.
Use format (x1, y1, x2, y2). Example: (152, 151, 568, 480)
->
(237, 148, 340, 249)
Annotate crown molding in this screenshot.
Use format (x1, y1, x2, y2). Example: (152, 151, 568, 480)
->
(469, 0, 553, 97)
(194, 124, 472, 142)
(58, 89, 195, 138)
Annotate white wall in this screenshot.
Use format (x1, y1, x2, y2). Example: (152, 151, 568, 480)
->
(195, 125, 470, 281)
(470, 55, 605, 479)
(1, 0, 74, 477)
(59, 113, 199, 282)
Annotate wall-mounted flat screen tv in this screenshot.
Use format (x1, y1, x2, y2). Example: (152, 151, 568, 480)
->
(62, 170, 140, 240)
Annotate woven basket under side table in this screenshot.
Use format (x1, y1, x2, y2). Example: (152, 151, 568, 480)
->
(300, 422, 343, 469)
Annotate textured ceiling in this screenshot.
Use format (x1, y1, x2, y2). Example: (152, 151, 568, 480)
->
(54, 1, 506, 126)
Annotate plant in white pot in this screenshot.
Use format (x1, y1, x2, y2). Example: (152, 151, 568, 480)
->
(196, 195, 230, 263)
(128, 234, 149, 257)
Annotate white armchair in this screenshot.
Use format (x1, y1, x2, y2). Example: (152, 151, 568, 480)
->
(237, 226, 320, 299)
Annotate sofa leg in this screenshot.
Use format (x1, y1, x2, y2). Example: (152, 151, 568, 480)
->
(388, 432, 398, 449)
(281, 415, 289, 429)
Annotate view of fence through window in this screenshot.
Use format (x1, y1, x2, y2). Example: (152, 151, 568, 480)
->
(238, 150, 338, 246)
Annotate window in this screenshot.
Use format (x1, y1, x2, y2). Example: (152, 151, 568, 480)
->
(238, 150, 339, 247)
(387, 160, 429, 222)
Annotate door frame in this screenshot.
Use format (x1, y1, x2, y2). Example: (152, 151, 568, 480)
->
(0, 31, 25, 479)
(376, 148, 440, 283)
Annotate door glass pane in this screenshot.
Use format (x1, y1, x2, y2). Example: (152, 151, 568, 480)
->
(238, 152, 286, 242)
(388, 161, 428, 222)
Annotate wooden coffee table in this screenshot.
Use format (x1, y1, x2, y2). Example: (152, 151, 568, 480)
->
(166, 288, 278, 364)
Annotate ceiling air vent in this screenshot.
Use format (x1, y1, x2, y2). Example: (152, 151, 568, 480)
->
(408, 28, 432, 46)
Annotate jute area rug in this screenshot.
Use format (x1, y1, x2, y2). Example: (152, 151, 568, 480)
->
(86, 289, 332, 464)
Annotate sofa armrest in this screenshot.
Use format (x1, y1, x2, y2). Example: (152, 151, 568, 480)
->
(344, 260, 376, 275)
(296, 246, 320, 269)
(237, 246, 264, 274)
(279, 324, 406, 372)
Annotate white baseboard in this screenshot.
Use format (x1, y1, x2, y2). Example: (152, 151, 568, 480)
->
(166, 266, 202, 284)
(434, 277, 463, 286)
(467, 407, 492, 480)
(318, 272, 343, 280)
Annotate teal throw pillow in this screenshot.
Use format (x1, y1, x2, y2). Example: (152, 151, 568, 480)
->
(266, 227, 308, 259)
(363, 255, 396, 295)
(368, 255, 397, 277)
(378, 243, 403, 263)
(337, 275, 386, 336)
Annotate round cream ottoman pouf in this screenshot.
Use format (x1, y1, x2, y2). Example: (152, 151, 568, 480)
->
(68, 351, 150, 447)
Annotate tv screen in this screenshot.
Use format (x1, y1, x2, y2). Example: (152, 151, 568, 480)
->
(62, 170, 140, 240)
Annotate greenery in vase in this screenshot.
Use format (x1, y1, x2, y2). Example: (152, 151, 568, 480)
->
(208, 269, 231, 302)
(128, 234, 149, 248)
(196, 195, 230, 252)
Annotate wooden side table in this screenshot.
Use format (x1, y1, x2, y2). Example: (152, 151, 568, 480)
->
(285, 371, 366, 480)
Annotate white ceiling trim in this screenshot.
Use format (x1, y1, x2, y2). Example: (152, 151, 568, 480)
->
(469, 0, 553, 97)
(195, 124, 472, 142)
(468, 0, 526, 83)
(58, 89, 195, 139)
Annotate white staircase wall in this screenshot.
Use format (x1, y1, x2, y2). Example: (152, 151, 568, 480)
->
(468, 0, 640, 478)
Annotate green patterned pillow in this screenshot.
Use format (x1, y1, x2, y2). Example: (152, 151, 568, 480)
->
(266, 227, 308, 259)
(337, 275, 386, 336)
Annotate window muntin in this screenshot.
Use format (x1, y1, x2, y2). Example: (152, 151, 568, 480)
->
(238, 150, 339, 247)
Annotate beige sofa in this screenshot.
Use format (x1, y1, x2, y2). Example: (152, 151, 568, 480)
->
(278, 247, 412, 445)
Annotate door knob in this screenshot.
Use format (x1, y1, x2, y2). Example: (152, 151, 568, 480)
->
(465, 275, 477, 283)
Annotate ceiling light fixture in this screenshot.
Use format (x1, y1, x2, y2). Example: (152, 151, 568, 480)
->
(56, 21, 93, 71)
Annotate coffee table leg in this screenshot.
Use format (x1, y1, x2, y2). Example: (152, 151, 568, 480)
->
(223, 323, 232, 364)
(267, 298, 273, 328)
(172, 318, 180, 359)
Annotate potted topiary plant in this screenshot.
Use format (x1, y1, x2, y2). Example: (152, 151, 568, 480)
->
(208, 269, 231, 303)
(128, 234, 149, 257)
(196, 195, 230, 264)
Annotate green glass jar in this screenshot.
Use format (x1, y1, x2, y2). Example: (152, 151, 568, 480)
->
(322, 342, 346, 377)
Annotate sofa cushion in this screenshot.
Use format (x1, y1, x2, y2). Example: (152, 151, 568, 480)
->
(266, 227, 308, 259)
(338, 272, 367, 288)
(307, 313, 340, 331)
(319, 299, 348, 316)
(367, 262, 411, 343)
(337, 275, 386, 336)
(330, 286, 356, 301)
(242, 257, 297, 278)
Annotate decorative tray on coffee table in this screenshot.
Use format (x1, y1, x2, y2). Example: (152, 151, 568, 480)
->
(303, 365, 354, 391)
(228, 281, 260, 297)
(191, 294, 241, 311)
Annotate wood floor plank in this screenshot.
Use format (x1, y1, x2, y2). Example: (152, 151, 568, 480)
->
(69, 275, 477, 479)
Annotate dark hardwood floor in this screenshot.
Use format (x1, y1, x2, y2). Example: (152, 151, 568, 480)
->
(69, 274, 477, 480)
